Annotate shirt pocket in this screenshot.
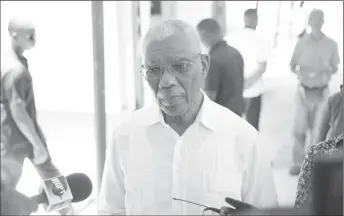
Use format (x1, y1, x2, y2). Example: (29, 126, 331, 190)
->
(125, 168, 162, 214)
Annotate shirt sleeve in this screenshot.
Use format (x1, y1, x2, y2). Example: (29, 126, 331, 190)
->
(330, 41, 340, 71)
(98, 131, 126, 215)
(256, 36, 271, 63)
(2, 69, 30, 105)
(290, 39, 303, 70)
(241, 133, 278, 208)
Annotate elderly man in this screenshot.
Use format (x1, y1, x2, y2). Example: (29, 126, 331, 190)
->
(197, 18, 244, 117)
(1, 18, 73, 215)
(98, 19, 278, 215)
(289, 9, 340, 175)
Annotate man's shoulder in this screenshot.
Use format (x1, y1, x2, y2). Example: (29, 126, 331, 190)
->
(211, 44, 243, 65)
(328, 91, 342, 104)
(1, 62, 29, 90)
(208, 100, 258, 135)
(209, 101, 260, 156)
(2, 53, 28, 79)
(323, 35, 338, 48)
(112, 106, 157, 137)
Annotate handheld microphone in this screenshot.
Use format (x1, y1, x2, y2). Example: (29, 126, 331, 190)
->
(31, 173, 93, 212)
(172, 197, 221, 214)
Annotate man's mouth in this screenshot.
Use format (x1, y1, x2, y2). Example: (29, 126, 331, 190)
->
(158, 95, 185, 107)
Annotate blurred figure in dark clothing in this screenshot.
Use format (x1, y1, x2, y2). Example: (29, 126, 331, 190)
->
(197, 18, 244, 116)
(1, 17, 73, 215)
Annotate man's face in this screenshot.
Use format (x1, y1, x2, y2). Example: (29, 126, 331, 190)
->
(14, 29, 36, 50)
(245, 14, 258, 28)
(197, 29, 211, 51)
(308, 12, 324, 31)
(142, 33, 209, 116)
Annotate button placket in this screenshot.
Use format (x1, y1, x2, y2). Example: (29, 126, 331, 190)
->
(172, 139, 184, 213)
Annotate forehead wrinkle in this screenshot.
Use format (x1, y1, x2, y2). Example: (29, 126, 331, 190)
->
(147, 54, 195, 65)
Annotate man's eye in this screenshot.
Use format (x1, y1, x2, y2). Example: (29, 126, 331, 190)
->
(173, 63, 189, 71)
(147, 67, 161, 75)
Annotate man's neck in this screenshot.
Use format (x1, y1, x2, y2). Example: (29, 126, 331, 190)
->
(310, 30, 324, 39)
(244, 25, 256, 30)
(210, 38, 223, 52)
(164, 92, 204, 135)
(11, 42, 24, 56)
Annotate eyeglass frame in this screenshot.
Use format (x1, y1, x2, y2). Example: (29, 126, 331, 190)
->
(140, 53, 204, 80)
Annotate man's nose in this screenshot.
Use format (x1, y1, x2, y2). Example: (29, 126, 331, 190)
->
(159, 67, 177, 88)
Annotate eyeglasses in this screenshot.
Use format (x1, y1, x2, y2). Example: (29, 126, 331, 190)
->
(28, 34, 35, 41)
(140, 54, 201, 80)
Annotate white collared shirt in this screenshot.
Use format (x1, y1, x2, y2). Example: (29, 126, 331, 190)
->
(98, 93, 278, 215)
(227, 28, 271, 98)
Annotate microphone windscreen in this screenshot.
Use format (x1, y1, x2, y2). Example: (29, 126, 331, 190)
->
(66, 173, 93, 202)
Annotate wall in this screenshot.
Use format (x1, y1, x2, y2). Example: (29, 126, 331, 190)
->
(1, 1, 127, 114)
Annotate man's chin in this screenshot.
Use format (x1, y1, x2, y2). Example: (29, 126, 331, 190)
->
(160, 104, 187, 117)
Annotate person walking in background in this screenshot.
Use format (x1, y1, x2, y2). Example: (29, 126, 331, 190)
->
(227, 9, 271, 130)
(1, 17, 73, 215)
(197, 18, 244, 116)
(289, 9, 340, 175)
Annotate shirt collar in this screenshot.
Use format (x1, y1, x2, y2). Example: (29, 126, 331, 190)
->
(143, 90, 220, 131)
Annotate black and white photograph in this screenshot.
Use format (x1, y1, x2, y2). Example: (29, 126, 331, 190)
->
(1, 1, 343, 215)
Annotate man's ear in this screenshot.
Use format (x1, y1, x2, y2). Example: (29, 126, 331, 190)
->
(200, 54, 210, 78)
(10, 32, 17, 40)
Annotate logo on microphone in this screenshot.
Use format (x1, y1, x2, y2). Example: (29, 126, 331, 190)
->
(51, 177, 67, 199)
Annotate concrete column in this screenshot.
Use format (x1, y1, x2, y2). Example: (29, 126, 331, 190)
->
(132, 1, 144, 110)
(212, 1, 227, 35)
(161, 1, 177, 20)
(139, 1, 154, 107)
(91, 1, 106, 193)
(116, 1, 136, 112)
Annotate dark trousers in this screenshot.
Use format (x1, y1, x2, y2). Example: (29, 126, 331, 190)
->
(244, 95, 261, 131)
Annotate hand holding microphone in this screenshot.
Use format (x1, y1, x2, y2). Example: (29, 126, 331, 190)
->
(1, 188, 38, 215)
(31, 173, 93, 213)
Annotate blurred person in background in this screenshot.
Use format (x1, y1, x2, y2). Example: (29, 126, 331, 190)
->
(313, 85, 343, 144)
(227, 9, 271, 130)
(196, 18, 244, 117)
(1, 17, 73, 215)
(289, 9, 340, 175)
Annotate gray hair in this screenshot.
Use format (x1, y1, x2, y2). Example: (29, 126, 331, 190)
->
(8, 17, 35, 37)
(142, 19, 202, 54)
